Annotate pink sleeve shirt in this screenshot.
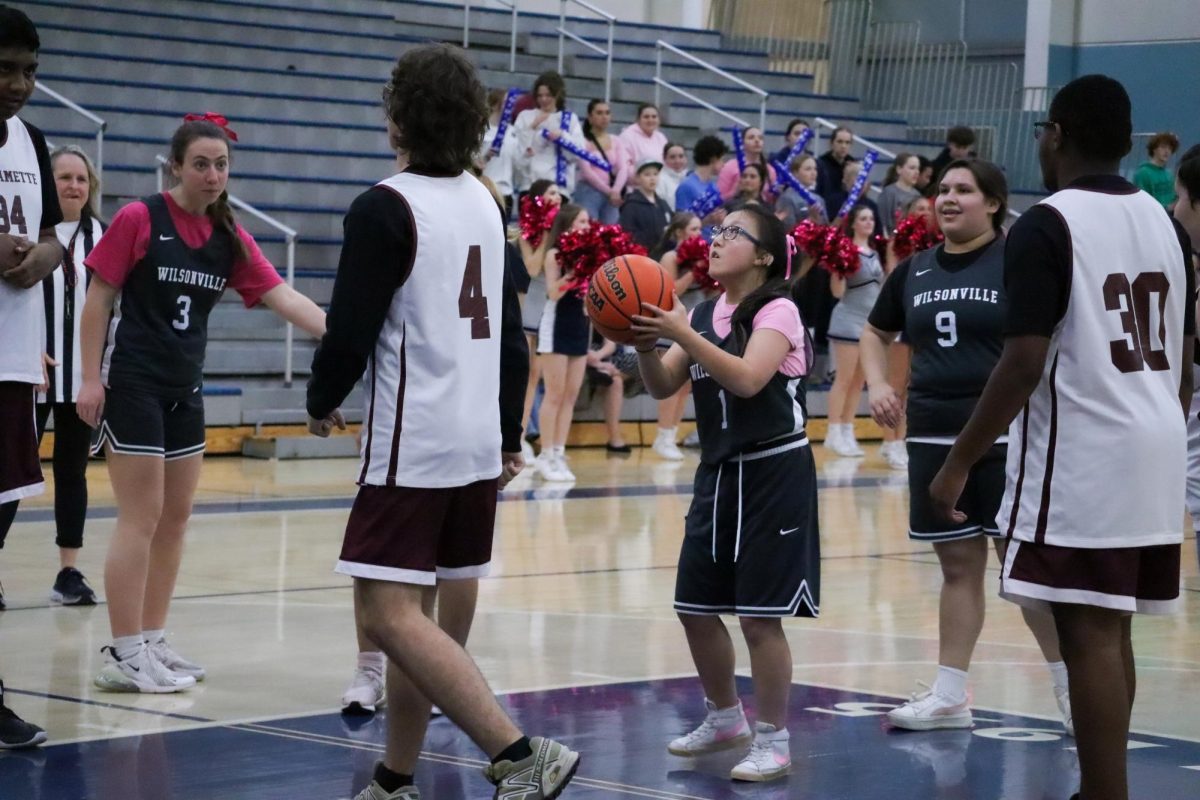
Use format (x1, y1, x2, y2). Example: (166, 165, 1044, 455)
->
(85, 193, 284, 308)
(709, 294, 808, 377)
(579, 134, 632, 195)
(618, 124, 669, 167)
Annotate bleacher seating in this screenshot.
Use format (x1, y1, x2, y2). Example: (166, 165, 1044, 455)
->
(23, 0, 943, 443)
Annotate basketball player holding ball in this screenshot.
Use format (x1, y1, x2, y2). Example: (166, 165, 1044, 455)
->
(632, 204, 818, 783)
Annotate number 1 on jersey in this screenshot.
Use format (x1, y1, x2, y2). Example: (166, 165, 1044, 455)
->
(458, 245, 491, 340)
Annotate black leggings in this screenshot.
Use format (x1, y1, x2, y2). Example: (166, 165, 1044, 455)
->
(0, 402, 90, 550)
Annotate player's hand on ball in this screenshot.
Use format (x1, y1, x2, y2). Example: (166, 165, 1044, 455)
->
(76, 381, 106, 429)
(500, 451, 524, 488)
(631, 294, 687, 343)
(929, 462, 969, 526)
(308, 409, 346, 438)
(868, 382, 903, 429)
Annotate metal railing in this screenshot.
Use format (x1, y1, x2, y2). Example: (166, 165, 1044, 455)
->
(155, 156, 301, 386)
(557, 0, 615, 103)
(34, 82, 107, 206)
(654, 40, 768, 131)
(461, 0, 519, 73)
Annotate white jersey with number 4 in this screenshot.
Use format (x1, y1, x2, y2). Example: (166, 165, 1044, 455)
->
(0, 116, 47, 384)
(357, 171, 505, 489)
(999, 187, 1187, 548)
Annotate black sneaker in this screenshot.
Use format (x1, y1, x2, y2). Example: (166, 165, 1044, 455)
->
(0, 681, 47, 749)
(50, 567, 97, 606)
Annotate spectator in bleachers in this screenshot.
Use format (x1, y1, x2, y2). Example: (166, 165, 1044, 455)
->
(773, 118, 812, 164)
(513, 70, 586, 199)
(876, 152, 921, 235)
(816, 125, 856, 211)
(674, 134, 728, 223)
(575, 99, 630, 225)
(619, 103, 669, 169)
(477, 88, 520, 219)
(774, 152, 826, 229)
(619, 158, 673, 252)
(930, 124, 975, 180)
(1134, 131, 1180, 207)
(827, 160, 881, 236)
(916, 155, 936, 197)
(717, 126, 778, 202)
(586, 335, 641, 453)
(725, 163, 769, 212)
(658, 142, 689, 210)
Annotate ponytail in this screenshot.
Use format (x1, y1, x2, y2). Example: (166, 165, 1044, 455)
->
(169, 118, 250, 262)
(208, 190, 250, 262)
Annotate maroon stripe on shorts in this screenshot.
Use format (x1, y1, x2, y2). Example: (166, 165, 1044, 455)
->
(1034, 354, 1059, 544)
(385, 326, 407, 487)
(1006, 404, 1030, 537)
(1008, 539, 1181, 602)
(357, 354, 378, 485)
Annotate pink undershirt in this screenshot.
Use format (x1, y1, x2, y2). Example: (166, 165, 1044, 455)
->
(692, 295, 808, 377)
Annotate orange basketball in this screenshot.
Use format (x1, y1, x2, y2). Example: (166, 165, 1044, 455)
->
(585, 254, 675, 344)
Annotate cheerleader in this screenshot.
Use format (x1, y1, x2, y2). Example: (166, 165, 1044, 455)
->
(824, 204, 884, 457)
(533, 204, 592, 482)
(517, 179, 561, 459)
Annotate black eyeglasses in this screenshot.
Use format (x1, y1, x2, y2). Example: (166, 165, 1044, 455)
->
(1032, 121, 1059, 141)
(711, 224, 762, 246)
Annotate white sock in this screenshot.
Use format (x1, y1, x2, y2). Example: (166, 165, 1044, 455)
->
(755, 722, 789, 740)
(142, 628, 165, 645)
(933, 665, 969, 702)
(114, 635, 144, 661)
(553, 445, 565, 458)
(709, 699, 744, 718)
(843, 423, 858, 442)
(1048, 660, 1069, 693)
(357, 651, 385, 675)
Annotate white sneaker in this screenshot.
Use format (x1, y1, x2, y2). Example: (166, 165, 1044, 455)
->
(149, 638, 206, 681)
(533, 453, 557, 480)
(682, 430, 700, 447)
(352, 781, 420, 800)
(668, 699, 752, 756)
(341, 666, 386, 715)
(730, 722, 791, 782)
(549, 454, 576, 482)
(520, 439, 535, 464)
(94, 644, 196, 694)
(652, 432, 684, 461)
(839, 426, 866, 457)
(823, 424, 843, 454)
(887, 684, 972, 730)
(1055, 686, 1074, 737)
(882, 441, 909, 470)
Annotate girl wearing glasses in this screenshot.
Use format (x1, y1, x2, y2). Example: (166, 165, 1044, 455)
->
(859, 159, 1069, 734)
(632, 205, 818, 784)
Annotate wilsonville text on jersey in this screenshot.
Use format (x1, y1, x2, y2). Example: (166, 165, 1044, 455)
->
(912, 287, 1000, 307)
(156, 266, 228, 293)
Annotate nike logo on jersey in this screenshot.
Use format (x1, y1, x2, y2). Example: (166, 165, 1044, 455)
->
(779, 527, 799, 536)
(915, 269, 932, 276)
(159, 235, 175, 241)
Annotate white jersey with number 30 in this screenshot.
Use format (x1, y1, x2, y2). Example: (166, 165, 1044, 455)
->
(357, 171, 505, 488)
(1000, 187, 1187, 548)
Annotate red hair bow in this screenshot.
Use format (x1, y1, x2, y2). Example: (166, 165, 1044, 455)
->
(184, 112, 239, 142)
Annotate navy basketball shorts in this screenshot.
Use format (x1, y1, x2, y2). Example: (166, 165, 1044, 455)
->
(675, 444, 820, 618)
(336, 478, 499, 586)
(1001, 539, 1181, 615)
(907, 442, 1006, 541)
(90, 386, 206, 461)
(0, 382, 44, 505)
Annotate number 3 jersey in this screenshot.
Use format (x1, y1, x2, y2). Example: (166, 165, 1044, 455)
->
(867, 237, 1007, 440)
(999, 180, 1194, 548)
(84, 192, 284, 397)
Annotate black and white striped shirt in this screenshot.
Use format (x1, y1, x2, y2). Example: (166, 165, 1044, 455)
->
(39, 216, 103, 404)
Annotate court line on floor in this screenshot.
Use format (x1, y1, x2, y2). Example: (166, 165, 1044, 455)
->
(12, 474, 907, 524)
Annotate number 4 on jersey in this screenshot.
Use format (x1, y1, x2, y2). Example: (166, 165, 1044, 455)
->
(458, 245, 491, 340)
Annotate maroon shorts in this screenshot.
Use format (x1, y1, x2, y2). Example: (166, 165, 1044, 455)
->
(1001, 538, 1181, 615)
(0, 382, 44, 505)
(335, 479, 499, 585)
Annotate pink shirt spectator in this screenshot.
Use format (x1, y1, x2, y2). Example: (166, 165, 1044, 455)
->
(716, 158, 779, 203)
(578, 133, 632, 195)
(86, 192, 284, 308)
(692, 295, 808, 377)
(618, 124, 669, 168)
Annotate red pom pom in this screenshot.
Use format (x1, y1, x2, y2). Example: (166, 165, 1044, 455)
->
(557, 222, 648, 297)
(674, 235, 720, 291)
(519, 194, 558, 248)
(791, 221, 860, 277)
(891, 214, 944, 262)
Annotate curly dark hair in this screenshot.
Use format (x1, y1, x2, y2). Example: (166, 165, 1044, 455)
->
(382, 44, 489, 172)
(531, 70, 567, 111)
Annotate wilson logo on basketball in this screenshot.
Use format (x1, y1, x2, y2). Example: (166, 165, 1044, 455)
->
(603, 264, 628, 301)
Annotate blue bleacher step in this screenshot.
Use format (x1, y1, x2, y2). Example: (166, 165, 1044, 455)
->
(242, 434, 359, 459)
